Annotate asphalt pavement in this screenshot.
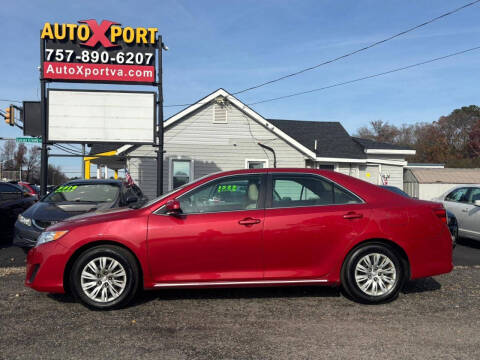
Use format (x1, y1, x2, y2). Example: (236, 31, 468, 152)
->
(0, 239, 479, 359)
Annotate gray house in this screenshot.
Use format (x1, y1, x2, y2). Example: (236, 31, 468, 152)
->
(116, 89, 414, 199)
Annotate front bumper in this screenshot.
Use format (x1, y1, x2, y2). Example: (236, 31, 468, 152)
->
(25, 241, 69, 293)
(13, 221, 41, 249)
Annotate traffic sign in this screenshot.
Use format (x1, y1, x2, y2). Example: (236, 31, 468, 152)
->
(16, 137, 42, 143)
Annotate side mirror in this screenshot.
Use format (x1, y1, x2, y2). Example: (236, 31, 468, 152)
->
(165, 199, 182, 216)
(474, 200, 480, 207)
(125, 196, 138, 205)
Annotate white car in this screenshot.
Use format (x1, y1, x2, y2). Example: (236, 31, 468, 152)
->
(436, 185, 480, 241)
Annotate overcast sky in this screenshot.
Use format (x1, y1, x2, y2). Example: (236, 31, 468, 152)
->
(1, 0, 479, 177)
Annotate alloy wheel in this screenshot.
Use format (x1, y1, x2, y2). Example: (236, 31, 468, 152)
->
(354, 253, 397, 297)
(80, 256, 127, 303)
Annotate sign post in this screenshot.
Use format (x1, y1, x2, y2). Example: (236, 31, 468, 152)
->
(156, 35, 164, 197)
(40, 34, 48, 196)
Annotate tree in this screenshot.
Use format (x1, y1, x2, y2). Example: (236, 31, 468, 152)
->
(0, 140, 16, 170)
(354, 105, 480, 168)
(24, 146, 41, 183)
(468, 119, 480, 158)
(47, 164, 68, 185)
(14, 143, 27, 170)
(356, 120, 400, 144)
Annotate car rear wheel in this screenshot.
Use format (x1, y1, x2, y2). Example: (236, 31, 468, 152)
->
(341, 243, 404, 304)
(70, 245, 140, 310)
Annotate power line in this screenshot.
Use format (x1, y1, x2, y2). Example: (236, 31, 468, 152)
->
(247, 45, 480, 106)
(231, 0, 480, 95)
(53, 144, 83, 155)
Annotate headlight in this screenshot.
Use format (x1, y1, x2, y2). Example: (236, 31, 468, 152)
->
(36, 230, 69, 246)
(18, 214, 32, 227)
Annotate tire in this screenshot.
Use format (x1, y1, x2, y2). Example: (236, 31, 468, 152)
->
(451, 220, 458, 249)
(341, 243, 404, 304)
(69, 245, 140, 310)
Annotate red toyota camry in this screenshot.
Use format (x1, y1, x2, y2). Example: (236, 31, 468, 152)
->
(25, 168, 453, 309)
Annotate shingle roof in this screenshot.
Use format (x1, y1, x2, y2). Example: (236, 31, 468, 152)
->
(409, 168, 480, 184)
(268, 119, 366, 159)
(352, 137, 412, 150)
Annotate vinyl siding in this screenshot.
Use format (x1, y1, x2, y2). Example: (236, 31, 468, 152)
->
(127, 102, 308, 198)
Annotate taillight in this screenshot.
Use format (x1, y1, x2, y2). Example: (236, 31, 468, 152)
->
(433, 208, 447, 223)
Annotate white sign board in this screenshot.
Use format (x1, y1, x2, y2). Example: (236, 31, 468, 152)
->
(48, 90, 155, 143)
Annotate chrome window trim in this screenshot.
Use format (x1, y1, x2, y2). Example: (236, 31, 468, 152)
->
(153, 171, 365, 215)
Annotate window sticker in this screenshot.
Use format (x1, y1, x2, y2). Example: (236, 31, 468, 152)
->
(217, 185, 237, 193)
(55, 185, 78, 193)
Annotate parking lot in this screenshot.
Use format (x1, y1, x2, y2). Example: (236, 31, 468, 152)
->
(0, 241, 479, 360)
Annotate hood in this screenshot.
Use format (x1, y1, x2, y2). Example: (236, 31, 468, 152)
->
(46, 206, 137, 232)
(65, 206, 134, 222)
(22, 200, 113, 222)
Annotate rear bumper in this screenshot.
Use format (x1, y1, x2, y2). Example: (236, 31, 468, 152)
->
(13, 221, 41, 249)
(25, 241, 69, 294)
(409, 229, 454, 280)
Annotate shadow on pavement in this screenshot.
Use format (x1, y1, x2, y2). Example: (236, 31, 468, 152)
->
(402, 277, 441, 294)
(457, 237, 480, 249)
(133, 285, 341, 306)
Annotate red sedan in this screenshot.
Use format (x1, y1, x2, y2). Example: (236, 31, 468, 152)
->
(25, 169, 453, 309)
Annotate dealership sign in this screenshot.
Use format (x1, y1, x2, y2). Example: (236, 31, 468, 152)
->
(41, 20, 158, 84)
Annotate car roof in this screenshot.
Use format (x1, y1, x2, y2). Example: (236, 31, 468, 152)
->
(0, 182, 24, 191)
(63, 179, 123, 185)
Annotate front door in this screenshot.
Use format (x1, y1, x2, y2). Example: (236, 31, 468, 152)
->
(147, 174, 266, 283)
(263, 173, 369, 279)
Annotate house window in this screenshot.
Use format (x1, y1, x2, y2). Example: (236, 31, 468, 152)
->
(246, 159, 268, 169)
(213, 103, 227, 123)
(319, 164, 334, 170)
(171, 159, 193, 189)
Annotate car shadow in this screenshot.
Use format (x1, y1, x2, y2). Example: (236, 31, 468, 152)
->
(46, 279, 442, 308)
(47, 293, 77, 304)
(402, 277, 441, 294)
(132, 285, 341, 306)
(457, 237, 480, 249)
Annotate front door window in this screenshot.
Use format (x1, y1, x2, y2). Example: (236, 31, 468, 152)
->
(178, 175, 263, 214)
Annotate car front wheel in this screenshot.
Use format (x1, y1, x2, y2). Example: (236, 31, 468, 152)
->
(70, 245, 140, 310)
(341, 243, 404, 304)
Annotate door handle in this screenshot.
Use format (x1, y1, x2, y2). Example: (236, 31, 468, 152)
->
(462, 209, 469, 213)
(239, 217, 261, 226)
(343, 212, 363, 220)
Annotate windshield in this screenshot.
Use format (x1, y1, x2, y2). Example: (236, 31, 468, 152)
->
(42, 183, 120, 203)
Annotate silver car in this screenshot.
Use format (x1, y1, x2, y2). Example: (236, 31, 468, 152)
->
(436, 185, 480, 241)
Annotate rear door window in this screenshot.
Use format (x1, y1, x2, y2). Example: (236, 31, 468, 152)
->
(271, 175, 361, 208)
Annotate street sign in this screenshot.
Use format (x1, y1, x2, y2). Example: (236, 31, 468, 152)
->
(16, 137, 42, 143)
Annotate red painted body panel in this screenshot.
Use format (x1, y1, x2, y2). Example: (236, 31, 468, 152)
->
(25, 168, 453, 294)
(146, 210, 264, 282)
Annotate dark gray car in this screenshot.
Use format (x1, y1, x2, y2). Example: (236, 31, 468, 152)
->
(13, 179, 146, 251)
